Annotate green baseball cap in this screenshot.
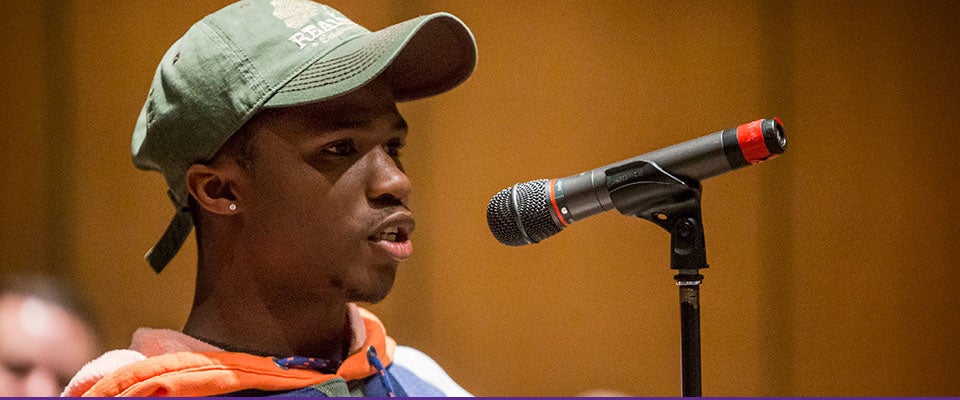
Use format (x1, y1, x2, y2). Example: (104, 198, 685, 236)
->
(132, 0, 477, 272)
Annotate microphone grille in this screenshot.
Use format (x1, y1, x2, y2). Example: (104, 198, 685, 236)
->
(486, 179, 563, 246)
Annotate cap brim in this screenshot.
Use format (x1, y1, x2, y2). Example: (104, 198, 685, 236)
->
(265, 12, 476, 107)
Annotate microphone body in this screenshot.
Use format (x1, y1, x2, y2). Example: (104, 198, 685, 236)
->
(486, 118, 787, 246)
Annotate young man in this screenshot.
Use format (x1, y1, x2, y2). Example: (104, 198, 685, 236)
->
(63, 0, 476, 396)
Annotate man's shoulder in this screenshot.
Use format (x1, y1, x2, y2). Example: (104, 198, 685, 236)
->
(389, 345, 472, 396)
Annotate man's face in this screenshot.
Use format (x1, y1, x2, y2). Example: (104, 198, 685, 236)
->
(234, 79, 413, 303)
(0, 294, 97, 396)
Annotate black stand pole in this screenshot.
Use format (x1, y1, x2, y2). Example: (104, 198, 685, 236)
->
(670, 213, 706, 397)
(677, 279, 702, 397)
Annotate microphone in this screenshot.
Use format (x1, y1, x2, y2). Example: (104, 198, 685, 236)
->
(486, 118, 786, 246)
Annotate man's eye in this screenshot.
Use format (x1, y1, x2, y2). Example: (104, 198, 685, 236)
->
(2, 360, 32, 378)
(385, 140, 404, 157)
(323, 140, 357, 156)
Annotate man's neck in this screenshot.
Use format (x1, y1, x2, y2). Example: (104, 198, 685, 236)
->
(182, 276, 354, 362)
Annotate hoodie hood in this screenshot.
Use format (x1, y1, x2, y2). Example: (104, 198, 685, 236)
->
(62, 305, 395, 397)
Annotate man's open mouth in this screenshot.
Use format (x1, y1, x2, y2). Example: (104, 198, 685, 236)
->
(370, 225, 409, 243)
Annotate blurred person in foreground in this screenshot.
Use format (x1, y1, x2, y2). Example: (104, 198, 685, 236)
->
(62, 0, 476, 396)
(0, 273, 98, 396)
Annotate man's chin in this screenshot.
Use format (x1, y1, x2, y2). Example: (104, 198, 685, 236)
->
(348, 287, 391, 304)
(345, 276, 395, 304)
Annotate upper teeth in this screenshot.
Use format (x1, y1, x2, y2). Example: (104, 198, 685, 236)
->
(375, 227, 401, 242)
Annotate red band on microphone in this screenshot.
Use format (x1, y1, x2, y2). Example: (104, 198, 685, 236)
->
(549, 179, 569, 226)
(737, 119, 771, 164)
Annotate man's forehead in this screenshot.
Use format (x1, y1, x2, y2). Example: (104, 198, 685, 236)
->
(0, 295, 95, 353)
(0, 295, 79, 335)
(237, 79, 406, 146)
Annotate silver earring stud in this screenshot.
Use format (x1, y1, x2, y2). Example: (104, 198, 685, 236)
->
(229, 203, 237, 211)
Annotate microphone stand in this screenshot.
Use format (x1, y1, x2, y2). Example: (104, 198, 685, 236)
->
(606, 161, 708, 397)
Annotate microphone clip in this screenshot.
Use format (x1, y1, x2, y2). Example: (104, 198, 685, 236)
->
(605, 160, 708, 272)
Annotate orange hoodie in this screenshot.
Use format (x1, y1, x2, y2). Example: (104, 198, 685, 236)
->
(63, 306, 396, 397)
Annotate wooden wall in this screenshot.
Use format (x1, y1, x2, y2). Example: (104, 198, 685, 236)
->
(1, 0, 957, 396)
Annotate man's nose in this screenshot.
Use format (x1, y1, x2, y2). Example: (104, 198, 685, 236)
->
(23, 367, 62, 397)
(365, 148, 411, 205)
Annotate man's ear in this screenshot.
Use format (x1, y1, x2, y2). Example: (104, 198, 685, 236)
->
(186, 163, 242, 215)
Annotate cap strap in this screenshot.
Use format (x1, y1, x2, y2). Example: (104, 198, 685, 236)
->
(145, 209, 193, 273)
